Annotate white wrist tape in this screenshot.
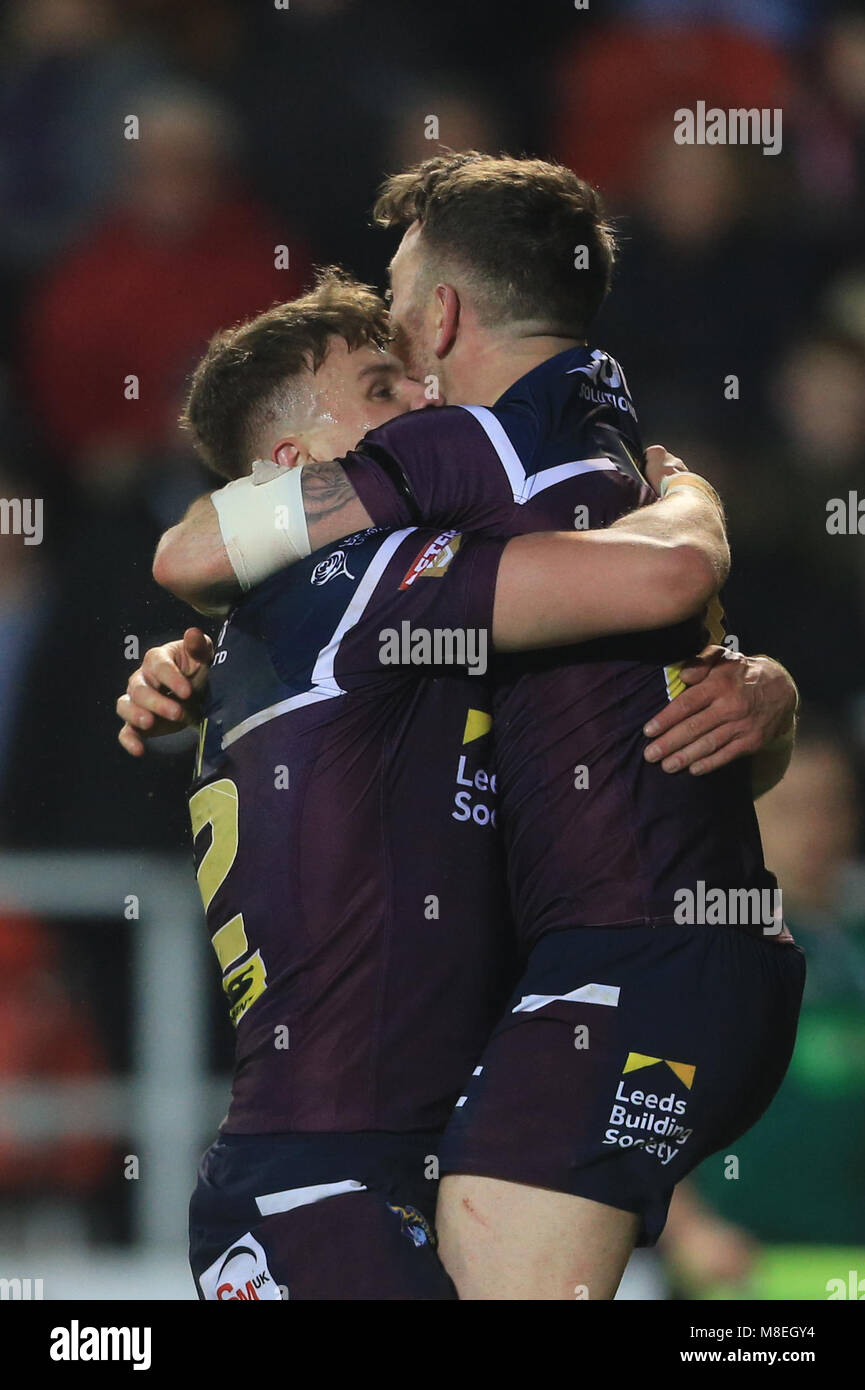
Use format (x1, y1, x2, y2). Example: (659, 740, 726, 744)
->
(211, 462, 311, 591)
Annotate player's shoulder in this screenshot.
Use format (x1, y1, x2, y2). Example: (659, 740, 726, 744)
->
(247, 526, 401, 600)
(213, 527, 414, 674)
(358, 402, 492, 458)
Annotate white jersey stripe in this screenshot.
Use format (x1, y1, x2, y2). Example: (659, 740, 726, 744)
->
(460, 404, 527, 499)
(521, 456, 618, 499)
(221, 527, 414, 749)
(309, 527, 413, 693)
(221, 686, 336, 747)
(459, 404, 618, 503)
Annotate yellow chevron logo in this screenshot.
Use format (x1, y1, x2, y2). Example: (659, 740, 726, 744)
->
(623, 1052, 696, 1089)
(664, 599, 726, 703)
(463, 709, 492, 744)
(663, 662, 687, 701)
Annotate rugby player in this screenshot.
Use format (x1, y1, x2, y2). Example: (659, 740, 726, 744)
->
(141, 156, 803, 1300)
(119, 270, 730, 1301)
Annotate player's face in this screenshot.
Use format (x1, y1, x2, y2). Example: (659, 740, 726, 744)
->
(302, 338, 427, 460)
(387, 224, 441, 396)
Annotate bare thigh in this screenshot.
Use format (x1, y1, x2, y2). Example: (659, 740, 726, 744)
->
(436, 1173, 639, 1301)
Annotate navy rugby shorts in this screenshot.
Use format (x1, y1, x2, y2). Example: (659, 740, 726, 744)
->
(189, 1129, 455, 1300)
(437, 922, 805, 1245)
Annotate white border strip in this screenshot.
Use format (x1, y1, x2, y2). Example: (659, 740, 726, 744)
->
(512, 982, 621, 1014)
(459, 405, 617, 503)
(255, 1178, 367, 1217)
(460, 404, 527, 499)
(522, 456, 617, 500)
(221, 528, 413, 748)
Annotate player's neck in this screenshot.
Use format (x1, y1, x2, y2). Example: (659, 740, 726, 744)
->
(445, 333, 582, 406)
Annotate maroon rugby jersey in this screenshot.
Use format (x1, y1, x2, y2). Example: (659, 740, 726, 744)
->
(341, 347, 779, 947)
(191, 525, 512, 1133)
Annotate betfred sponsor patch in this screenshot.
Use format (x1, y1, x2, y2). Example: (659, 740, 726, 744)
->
(399, 530, 461, 588)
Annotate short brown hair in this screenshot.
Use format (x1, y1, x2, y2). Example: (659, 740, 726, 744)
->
(374, 152, 616, 336)
(181, 267, 390, 480)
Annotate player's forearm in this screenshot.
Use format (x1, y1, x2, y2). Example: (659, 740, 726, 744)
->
(493, 508, 726, 651)
(153, 464, 372, 609)
(153, 493, 238, 616)
(494, 478, 728, 651)
(609, 481, 730, 594)
(300, 460, 374, 548)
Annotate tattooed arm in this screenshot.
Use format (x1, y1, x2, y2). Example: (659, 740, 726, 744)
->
(301, 459, 372, 536)
(152, 461, 371, 615)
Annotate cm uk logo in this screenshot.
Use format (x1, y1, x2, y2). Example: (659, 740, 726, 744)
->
(199, 1232, 283, 1301)
(603, 1053, 696, 1167)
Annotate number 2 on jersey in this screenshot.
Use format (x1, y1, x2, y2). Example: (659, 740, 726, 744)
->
(189, 778, 267, 1026)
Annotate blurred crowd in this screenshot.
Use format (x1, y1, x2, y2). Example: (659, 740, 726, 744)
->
(0, 0, 863, 1286)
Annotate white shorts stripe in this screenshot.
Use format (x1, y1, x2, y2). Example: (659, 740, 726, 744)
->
(512, 983, 621, 1014)
(254, 1178, 367, 1217)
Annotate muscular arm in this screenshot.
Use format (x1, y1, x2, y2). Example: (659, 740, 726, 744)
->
(151, 438, 710, 608)
(492, 478, 728, 649)
(146, 444, 793, 790)
(300, 459, 372, 538)
(152, 494, 240, 617)
(152, 462, 370, 616)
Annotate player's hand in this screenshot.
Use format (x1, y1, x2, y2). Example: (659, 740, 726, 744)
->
(117, 627, 214, 757)
(643, 444, 691, 495)
(642, 646, 798, 776)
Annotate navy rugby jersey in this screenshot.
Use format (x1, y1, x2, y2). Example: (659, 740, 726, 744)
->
(341, 346, 778, 946)
(190, 525, 513, 1134)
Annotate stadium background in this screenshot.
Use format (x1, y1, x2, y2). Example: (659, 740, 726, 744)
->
(0, 0, 863, 1301)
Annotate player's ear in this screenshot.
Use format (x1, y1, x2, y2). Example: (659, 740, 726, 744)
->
(433, 283, 460, 358)
(273, 439, 304, 469)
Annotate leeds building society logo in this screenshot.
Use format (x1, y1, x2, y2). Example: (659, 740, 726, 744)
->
(452, 708, 497, 827)
(199, 1232, 282, 1301)
(603, 1053, 696, 1167)
(462, 709, 492, 745)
